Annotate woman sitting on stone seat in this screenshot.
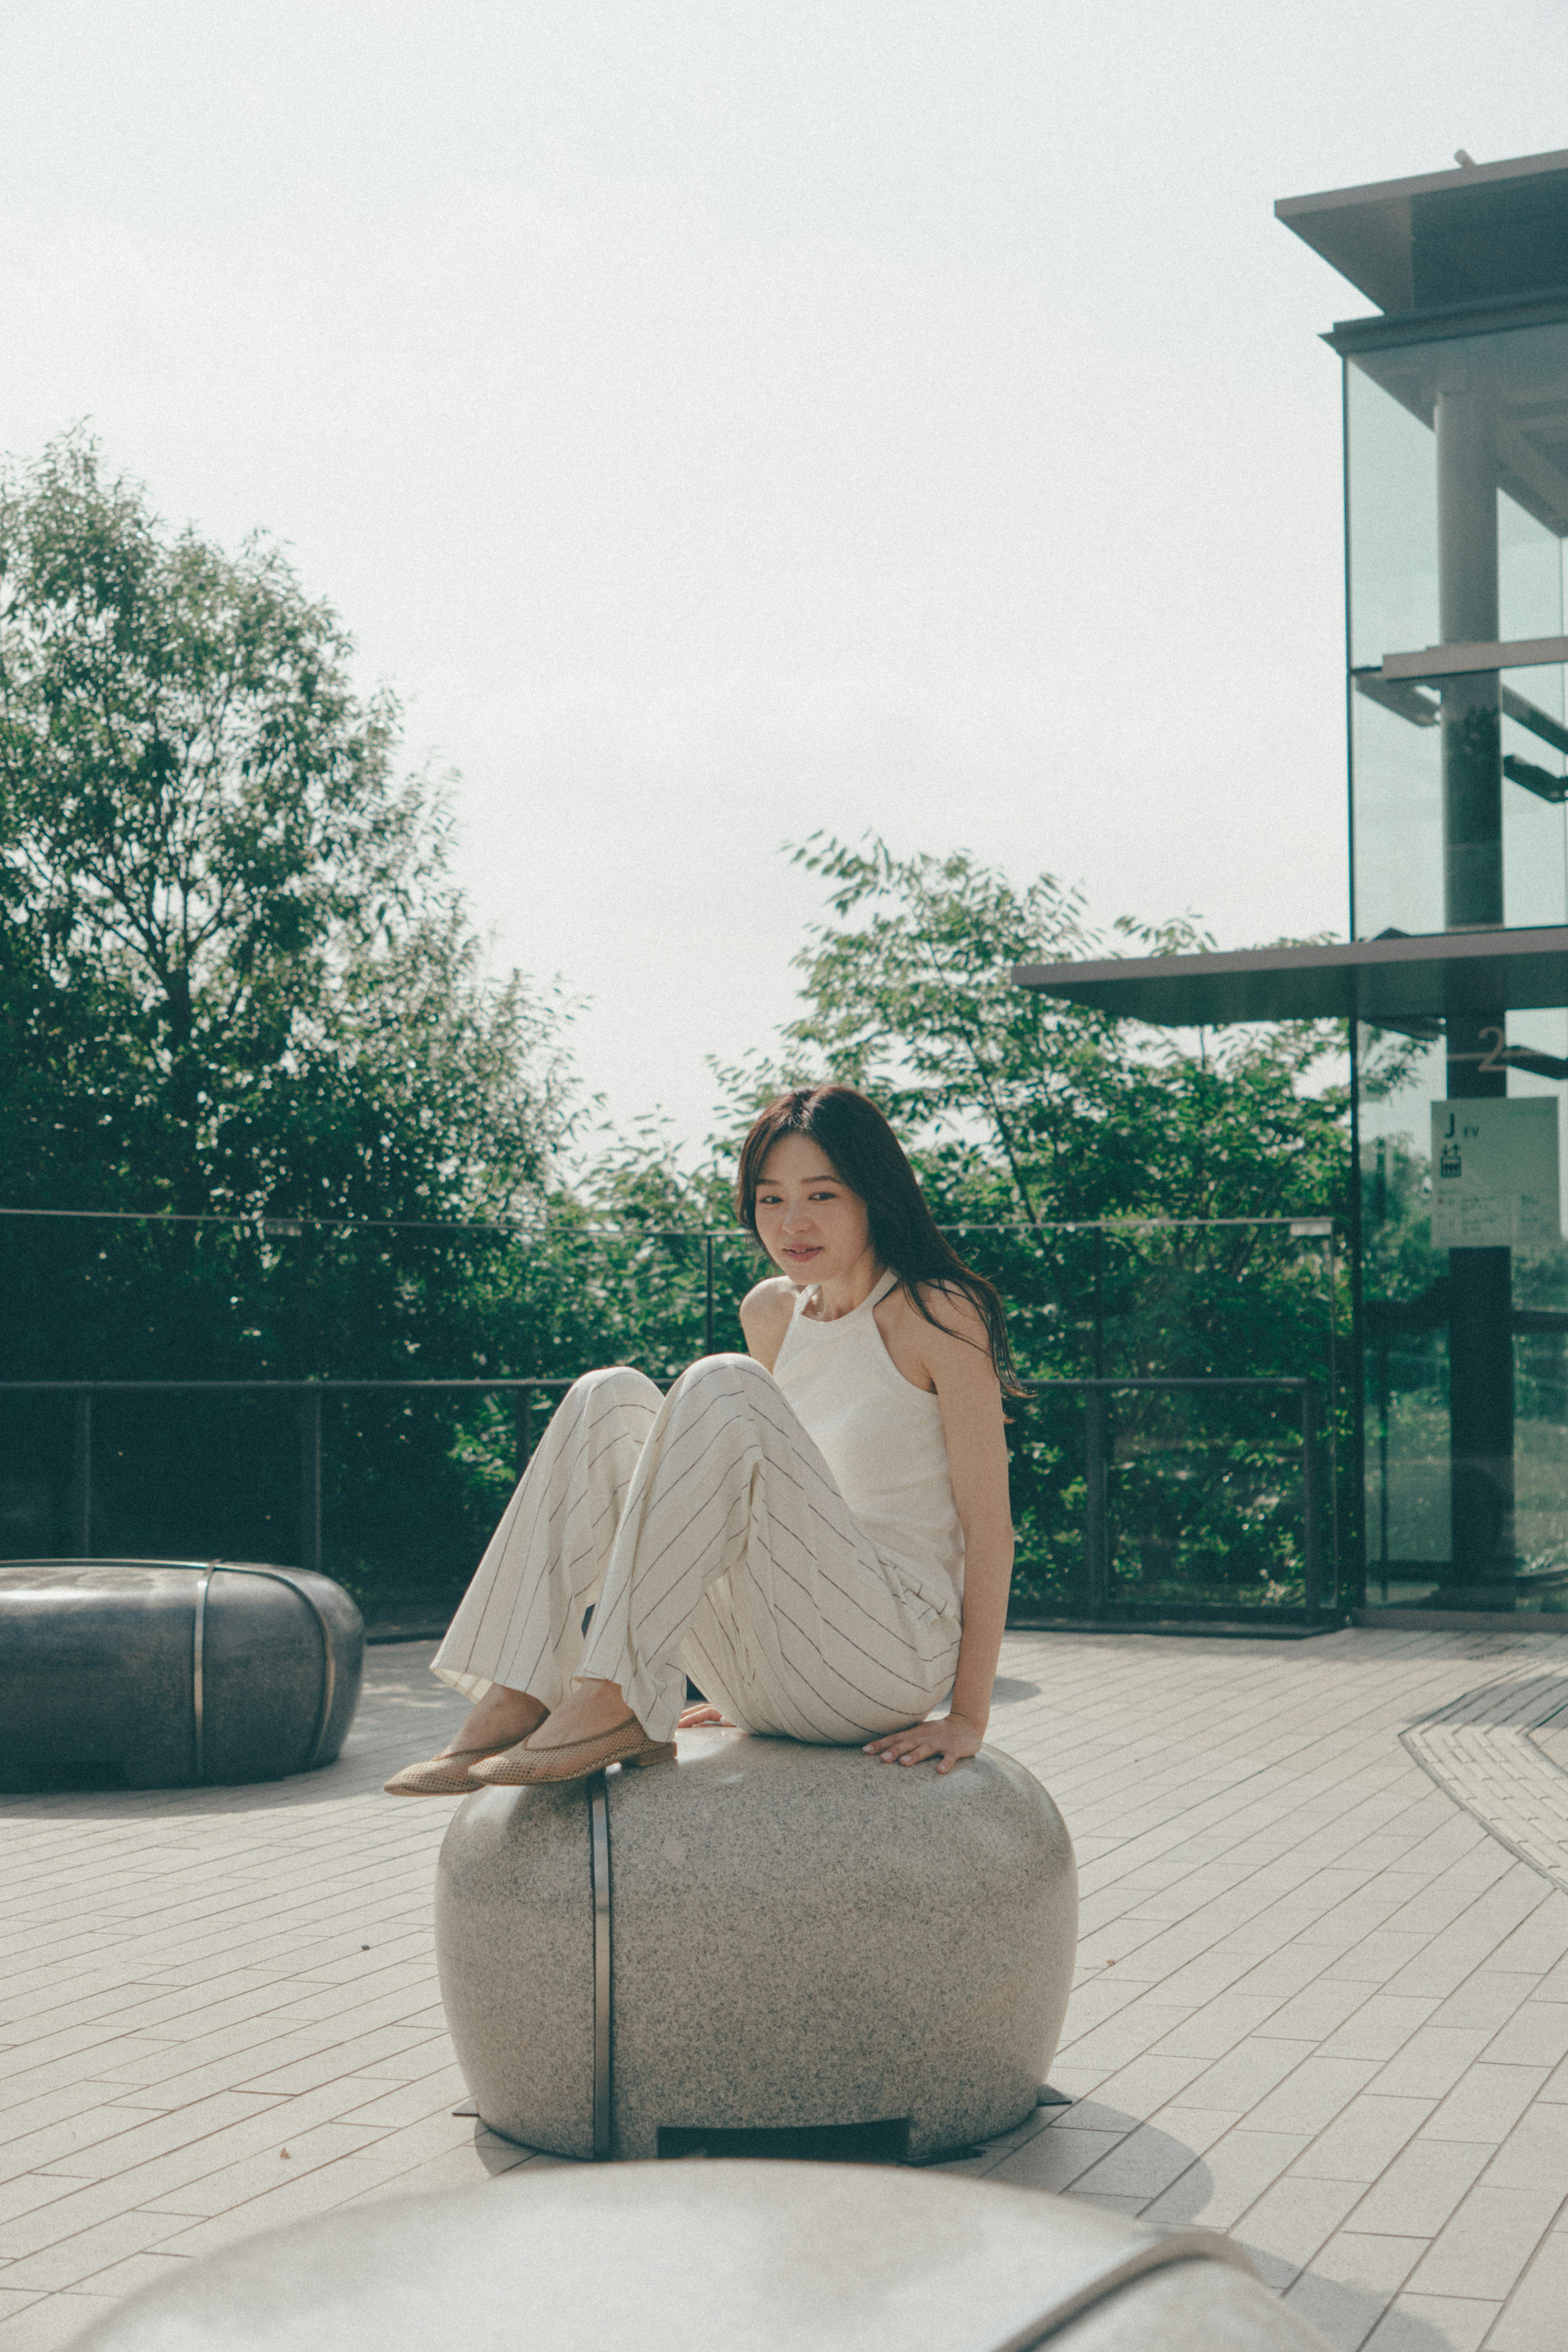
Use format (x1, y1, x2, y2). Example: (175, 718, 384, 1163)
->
(385, 1083, 1020, 1795)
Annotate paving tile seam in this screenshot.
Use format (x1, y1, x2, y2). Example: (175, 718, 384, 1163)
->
(1072, 1856, 1539, 1986)
(1066, 1755, 1467, 1868)
(14, 1857, 447, 1937)
(1101, 1787, 1466, 1875)
(0, 2026, 405, 2107)
(0, 2102, 426, 2254)
(34, 1969, 444, 2048)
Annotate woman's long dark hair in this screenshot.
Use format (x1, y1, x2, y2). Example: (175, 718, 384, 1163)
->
(735, 1084, 1025, 1396)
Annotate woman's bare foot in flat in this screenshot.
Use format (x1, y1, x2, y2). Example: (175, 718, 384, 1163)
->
(383, 1684, 551, 1795)
(518, 1678, 636, 1753)
(440, 1685, 547, 1757)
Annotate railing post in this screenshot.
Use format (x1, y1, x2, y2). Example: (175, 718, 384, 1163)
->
(1301, 1384, 1324, 1618)
(704, 1235, 715, 1358)
(515, 1386, 535, 1480)
(1083, 1388, 1110, 1616)
(1091, 1226, 1106, 1379)
(298, 1387, 322, 1576)
(70, 1390, 93, 1557)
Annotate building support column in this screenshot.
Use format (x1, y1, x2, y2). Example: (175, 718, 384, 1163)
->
(1435, 377, 1515, 1603)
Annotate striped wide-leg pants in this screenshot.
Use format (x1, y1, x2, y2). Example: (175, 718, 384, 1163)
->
(430, 1354, 962, 1747)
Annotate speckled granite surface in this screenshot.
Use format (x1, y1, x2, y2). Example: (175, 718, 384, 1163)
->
(434, 1726, 1077, 2162)
(71, 2156, 1330, 2352)
(434, 1780, 596, 2160)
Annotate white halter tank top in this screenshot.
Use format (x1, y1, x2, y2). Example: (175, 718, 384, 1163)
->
(772, 1274, 965, 1603)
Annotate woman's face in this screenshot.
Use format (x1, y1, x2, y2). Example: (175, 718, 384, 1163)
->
(753, 1133, 873, 1286)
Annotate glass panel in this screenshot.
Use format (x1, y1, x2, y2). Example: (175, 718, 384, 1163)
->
(1500, 1026, 1568, 1600)
(1359, 1030, 1449, 1603)
(0, 1214, 1343, 1623)
(1347, 360, 1439, 671)
(1350, 683, 1446, 936)
(1105, 1387, 1315, 1611)
(1347, 318, 1568, 941)
(1350, 658, 1568, 941)
(1348, 319, 1568, 670)
(1500, 487, 1565, 643)
(1501, 662, 1568, 927)
(1358, 1018, 1568, 1616)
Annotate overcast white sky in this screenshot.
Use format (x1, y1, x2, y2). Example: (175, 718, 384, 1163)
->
(6, 2, 1568, 1150)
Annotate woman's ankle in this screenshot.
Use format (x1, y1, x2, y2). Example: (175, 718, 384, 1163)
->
(453, 1688, 547, 1749)
(526, 1680, 637, 1748)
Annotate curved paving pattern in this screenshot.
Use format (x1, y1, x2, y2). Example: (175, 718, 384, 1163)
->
(1403, 1668, 1568, 1894)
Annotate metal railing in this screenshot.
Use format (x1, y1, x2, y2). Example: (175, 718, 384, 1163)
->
(0, 1376, 587, 1576)
(2, 1368, 1328, 1619)
(0, 1207, 1341, 1385)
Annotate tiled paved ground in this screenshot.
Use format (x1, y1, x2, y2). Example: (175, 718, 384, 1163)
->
(3, 1628, 1568, 2351)
(1403, 1668, 1568, 1895)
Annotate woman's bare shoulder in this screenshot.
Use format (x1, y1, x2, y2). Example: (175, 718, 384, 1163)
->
(907, 1279, 991, 1349)
(889, 1280, 997, 1390)
(739, 1275, 797, 1367)
(741, 1273, 795, 1317)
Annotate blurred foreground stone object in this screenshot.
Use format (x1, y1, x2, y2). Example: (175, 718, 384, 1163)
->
(436, 1727, 1076, 2163)
(0, 1559, 363, 1789)
(72, 2157, 1332, 2350)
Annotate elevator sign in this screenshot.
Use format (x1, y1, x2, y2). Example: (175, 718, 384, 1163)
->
(1430, 1098, 1561, 1247)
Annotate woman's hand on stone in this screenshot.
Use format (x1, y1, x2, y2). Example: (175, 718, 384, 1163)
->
(863, 1713, 984, 1774)
(677, 1701, 735, 1728)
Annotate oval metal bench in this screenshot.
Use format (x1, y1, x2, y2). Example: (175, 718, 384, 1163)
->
(0, 1558, 363, 1789)
(437, 1726, 1078, 2163)
(71, 2156, 1332, 2350)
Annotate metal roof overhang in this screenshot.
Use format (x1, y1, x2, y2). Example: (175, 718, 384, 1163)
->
(1011, 927, 1568, 1028)
(1274, 147, 1568, 314)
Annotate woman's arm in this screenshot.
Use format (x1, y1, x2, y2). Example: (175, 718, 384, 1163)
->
(864, 1287, 1013, 1774)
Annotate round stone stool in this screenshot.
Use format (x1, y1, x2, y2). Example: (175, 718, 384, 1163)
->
(0, 1559, 363, 1790)
(72, 2158, 1334, 2351)
(435, 1727, 1077, 2163)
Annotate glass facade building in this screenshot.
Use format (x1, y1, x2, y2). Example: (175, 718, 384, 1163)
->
(1333, 194, 1568, 1613)
(1018, 150, 1568, 1619)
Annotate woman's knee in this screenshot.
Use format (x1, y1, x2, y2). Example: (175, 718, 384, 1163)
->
(566, 1364, 664, 1407)
(668, 1351, 773, 1401)
(544, 1364, 664, 1443)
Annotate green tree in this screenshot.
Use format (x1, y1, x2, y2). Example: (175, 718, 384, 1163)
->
(752, 834, 1348, 1231)
(0, 435, 573, 1598)
(0, 433, 565, 1235)
(712, 836, 1352, 1613)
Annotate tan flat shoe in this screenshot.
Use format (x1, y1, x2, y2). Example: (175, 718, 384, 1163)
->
(468, 1721, 677, 1786)
(383, 1741, 526, 1797)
